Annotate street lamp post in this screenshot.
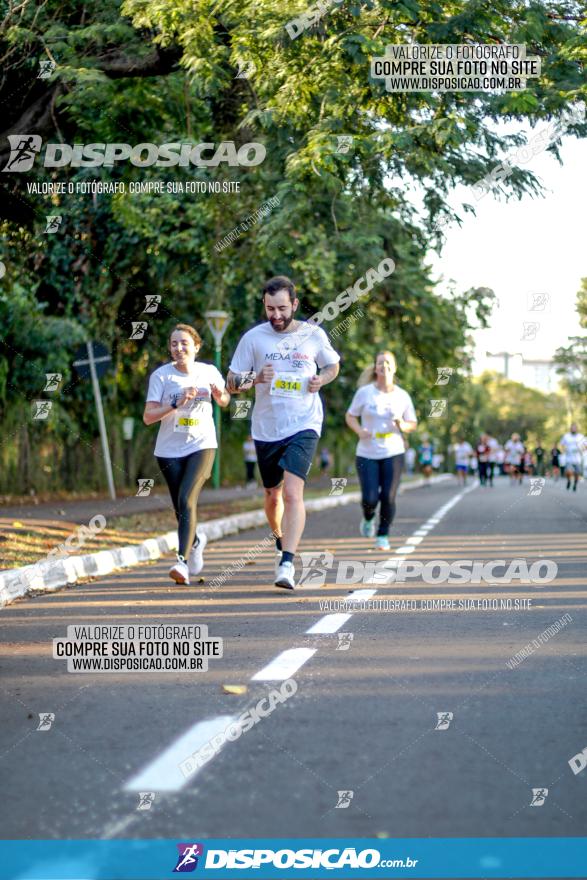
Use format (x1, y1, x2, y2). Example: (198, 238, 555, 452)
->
(204, 310, 231, 489)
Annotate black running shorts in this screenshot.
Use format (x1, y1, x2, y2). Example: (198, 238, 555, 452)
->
(254, 429, 319, 488)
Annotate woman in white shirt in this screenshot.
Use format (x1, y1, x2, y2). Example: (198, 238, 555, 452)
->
(143, 324, 230, 584)
(345, 350, 417, 550)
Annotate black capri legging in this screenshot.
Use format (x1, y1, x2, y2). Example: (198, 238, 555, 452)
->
(356, 453, 405, 536)
(156, 449, 215, 558)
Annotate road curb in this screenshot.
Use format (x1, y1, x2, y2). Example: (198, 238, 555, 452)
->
(0, 474, 451, 607)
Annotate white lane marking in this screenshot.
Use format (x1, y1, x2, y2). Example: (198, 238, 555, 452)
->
(124, 715, 235, 792)
(252, 647, 316, 681)
(406, 536, 424, 545)
(412, 530, 429, 537)
(395, 545, 416, 554)
(306, 613, 352, 634)
(345, 589, 377, 603)
(102, 814, 137, 839)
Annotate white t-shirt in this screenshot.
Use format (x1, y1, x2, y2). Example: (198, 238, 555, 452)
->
(146, 361, 224, 458)
(347, 383, 417, 460)
(454, 441, 473, 467)
(504, 439, 524, 465)
(229, 321, 340, 442)
(560, 432, 586, 465)
(487, 436, 499, 463)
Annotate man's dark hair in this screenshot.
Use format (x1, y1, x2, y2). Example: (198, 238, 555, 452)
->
(262, 275, 296, 303)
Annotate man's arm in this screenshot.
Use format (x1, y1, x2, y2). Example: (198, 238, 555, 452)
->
(308, 362, 339, 393)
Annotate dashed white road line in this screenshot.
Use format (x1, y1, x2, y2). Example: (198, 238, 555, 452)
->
(124, 714, 235, 792)
(306, 613, 352, 634)
(252, 647, 317, 681)
(121, 482, 476, 800)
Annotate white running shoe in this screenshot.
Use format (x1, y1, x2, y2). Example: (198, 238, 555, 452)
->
(169, 556, 190, 585)
(360, 517, 376, 538)
(275, 548, 282, 576)
(188, 532, 207, 576)
(275, 561, 295, 590)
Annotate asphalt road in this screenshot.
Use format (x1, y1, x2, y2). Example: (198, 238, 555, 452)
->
(1, 474, 586, 850)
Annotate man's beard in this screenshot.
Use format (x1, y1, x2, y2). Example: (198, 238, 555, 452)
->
(270, 313, 295, 332)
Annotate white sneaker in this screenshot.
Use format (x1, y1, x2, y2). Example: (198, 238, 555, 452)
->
(275, 561, 295, 590)
(275, 548, 282, 576)
(188, 532, 207, 576)
(169, 557, 190, 585)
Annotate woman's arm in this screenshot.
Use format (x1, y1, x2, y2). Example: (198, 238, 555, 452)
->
(396, 418, 417, 433)
(143, 400, 176, 426)
(211, 384, 231, 408)
(345, 412, 372, 440)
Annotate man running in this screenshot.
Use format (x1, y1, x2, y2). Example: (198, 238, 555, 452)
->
(475, 433, 491, 486)
(453, 438, 473, 485)
(227, 275, 340, 589)
(560, 423, 586, 491)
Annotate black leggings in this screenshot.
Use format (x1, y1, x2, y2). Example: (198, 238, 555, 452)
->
(356, 454, 405, 536)
(156, 449, 215, 558)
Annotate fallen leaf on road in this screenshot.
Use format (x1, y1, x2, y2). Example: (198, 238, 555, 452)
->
(222, 685, 247, 695)
(11, 521, 24, 528)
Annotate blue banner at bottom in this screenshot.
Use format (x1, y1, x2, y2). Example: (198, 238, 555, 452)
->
(1, 838, 586, 879)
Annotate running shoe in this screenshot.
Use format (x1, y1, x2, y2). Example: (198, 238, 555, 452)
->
(275, 561, 295, 589)
(169, 556, 190, 585)
(360, 517, 376, 538)
(188, 532, 207, 576)
(275, 548, 282, 576)
(375, 536, 390, 551)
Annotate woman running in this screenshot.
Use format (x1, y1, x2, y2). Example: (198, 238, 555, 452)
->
(143, 323, 230, 584)
(345, 350, 417, 550)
